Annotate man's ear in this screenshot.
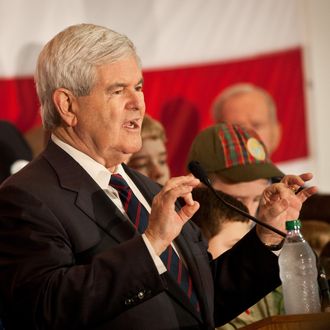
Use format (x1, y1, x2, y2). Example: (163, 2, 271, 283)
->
(53, 88, 78, 127)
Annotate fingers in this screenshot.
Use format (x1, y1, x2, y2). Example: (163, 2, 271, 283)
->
(261, 175, 317, 223)
(299, 172, 314, 182)
(160, 176, 200, 223)
(296, 185, 318, 202)
(262, 183, 291, 216)
(280, 173, 317, 202)
(147, 175, 201, 254)
(281, 173, 313, 189)
(150, 174, 200, 226)
(263, 183, 291, 202)
(162, 174, 199, 191)
(160, 175, 200, 205)
(177, 201, 200, 223)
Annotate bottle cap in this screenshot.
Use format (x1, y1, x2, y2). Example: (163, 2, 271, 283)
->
(285, 220, 301, 230)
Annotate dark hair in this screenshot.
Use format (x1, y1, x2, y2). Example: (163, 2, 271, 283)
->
(191, 187, 249, 240)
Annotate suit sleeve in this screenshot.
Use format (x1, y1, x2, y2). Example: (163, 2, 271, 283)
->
(212, 226, 281, 326)
(0, 185, 166, 329)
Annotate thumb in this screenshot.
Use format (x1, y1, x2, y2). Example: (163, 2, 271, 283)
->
(177, 201, 200, 223)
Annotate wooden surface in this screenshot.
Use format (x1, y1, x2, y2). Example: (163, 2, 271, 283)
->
(240, 312, 330, 330)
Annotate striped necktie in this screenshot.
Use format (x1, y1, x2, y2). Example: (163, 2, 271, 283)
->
(109, 173, 200, 312)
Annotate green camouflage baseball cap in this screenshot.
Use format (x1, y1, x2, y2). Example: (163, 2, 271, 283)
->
(186, 123, 284, 182)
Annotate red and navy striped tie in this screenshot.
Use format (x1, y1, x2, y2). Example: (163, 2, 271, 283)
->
(109, 173, 200, 312)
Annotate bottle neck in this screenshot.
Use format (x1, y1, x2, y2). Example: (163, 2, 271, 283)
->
(286, 228, 305, 243)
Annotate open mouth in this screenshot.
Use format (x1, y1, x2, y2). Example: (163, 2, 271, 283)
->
(123, 119, 140, 129)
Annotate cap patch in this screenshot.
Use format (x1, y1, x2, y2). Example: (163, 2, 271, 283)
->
(247, 137, 266, 161)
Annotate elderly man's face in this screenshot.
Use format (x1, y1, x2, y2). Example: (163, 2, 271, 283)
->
(73, 55, 145, 167)
(218, 91, 280, 154)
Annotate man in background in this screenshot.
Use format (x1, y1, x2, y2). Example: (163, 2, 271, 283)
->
(211, 83, 281, 156)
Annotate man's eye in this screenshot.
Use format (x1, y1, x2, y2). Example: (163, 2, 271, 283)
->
(129, 159, 148, 169)
(136, 85, 143, 92)
(133, 163, 148, 170)
(158, 157, 168, 166)
(114, 89, 123, 95)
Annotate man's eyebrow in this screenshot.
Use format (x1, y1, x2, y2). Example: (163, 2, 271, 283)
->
(130, 151, 167, 164)
(105, 83, 126, 93)
(106, 78, 144, 92)
(158, 151, 167, 156)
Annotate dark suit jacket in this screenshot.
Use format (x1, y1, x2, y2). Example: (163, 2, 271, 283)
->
(0, 141, 281, 330)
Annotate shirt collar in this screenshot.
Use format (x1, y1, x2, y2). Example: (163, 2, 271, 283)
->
(51, 134, 121, 190)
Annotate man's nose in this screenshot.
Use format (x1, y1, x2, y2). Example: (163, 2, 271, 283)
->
(126, 90, 145, 111)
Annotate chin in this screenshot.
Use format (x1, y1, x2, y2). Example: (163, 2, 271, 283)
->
(124, 142, 142, 155)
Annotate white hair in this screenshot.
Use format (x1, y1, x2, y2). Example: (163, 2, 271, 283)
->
(35, 23, 140, 130)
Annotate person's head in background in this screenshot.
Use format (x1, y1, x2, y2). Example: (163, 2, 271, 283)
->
(187, 123, 284, 216)
(320, 241, 330, 282)
(192, 187, 251, 259)
(300, 220, 330, 257)
(127, 114, 170, 185)
(301, 220, 330, 283)
(0, 121, 33, 183)
(212, 83, 282, 155)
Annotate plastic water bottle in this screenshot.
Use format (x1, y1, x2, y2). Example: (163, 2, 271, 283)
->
(278, 219, 321, 314)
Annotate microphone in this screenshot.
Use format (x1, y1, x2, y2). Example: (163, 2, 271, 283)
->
(188, 160, 286, 238)
(188, 161, 330, 309)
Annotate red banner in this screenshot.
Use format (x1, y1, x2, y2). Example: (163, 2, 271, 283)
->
(0, 48, 307, 177)
(143, 48, 307, 176)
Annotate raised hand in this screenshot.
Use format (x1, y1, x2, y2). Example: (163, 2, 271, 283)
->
(144, 174, 200, 255)
(256, 173, 317, 245)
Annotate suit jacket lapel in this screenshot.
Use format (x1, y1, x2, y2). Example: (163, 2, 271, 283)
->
(43, 141, 137, 243)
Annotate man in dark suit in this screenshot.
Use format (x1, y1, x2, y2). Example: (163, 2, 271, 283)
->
(0, 24, 316, 330)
